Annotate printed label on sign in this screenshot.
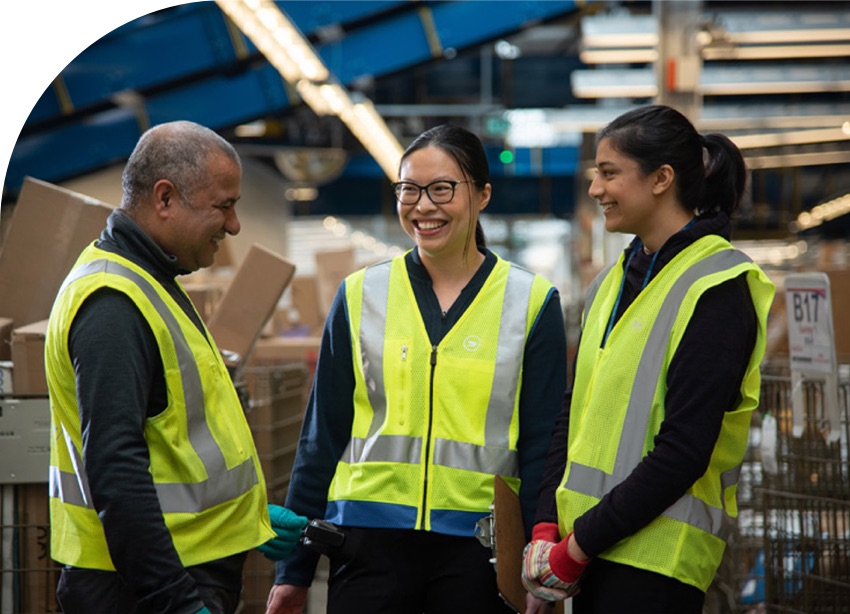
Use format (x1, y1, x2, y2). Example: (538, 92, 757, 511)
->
(784, 273, 836, 374)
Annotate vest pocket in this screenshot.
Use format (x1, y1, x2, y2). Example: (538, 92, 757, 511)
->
(381, 338, 414, 429)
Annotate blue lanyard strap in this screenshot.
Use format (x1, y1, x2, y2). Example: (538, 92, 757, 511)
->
(601, 218, 696, 348)
(602, 246, 638, 349)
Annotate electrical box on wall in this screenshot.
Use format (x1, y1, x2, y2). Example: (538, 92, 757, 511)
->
(0, 398, 50, 484)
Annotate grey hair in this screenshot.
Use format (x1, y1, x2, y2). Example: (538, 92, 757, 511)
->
(120, 121, 240, 211)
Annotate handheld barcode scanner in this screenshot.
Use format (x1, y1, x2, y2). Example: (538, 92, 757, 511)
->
(300, 519, 345, 555)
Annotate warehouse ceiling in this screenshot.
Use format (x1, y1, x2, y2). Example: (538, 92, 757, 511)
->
(3, 0, 850, 236)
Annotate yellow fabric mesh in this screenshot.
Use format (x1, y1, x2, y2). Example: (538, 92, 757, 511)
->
(559, 237, 776, 589)
(47, 245, 273, 569)
(338, 255, 552, 524)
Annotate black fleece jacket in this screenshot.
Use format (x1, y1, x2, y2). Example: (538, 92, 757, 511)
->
(65, 209, 243, 614)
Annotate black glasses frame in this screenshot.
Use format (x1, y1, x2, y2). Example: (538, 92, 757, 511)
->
(392, 180, 475, 206)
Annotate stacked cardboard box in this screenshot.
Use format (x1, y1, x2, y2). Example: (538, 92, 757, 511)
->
(242, 363, 309, 502)
(207, 244, 297, 370)
(0, 178, 114, 396)
(238, 363, 310, 614)
(0, 178, 112, 612)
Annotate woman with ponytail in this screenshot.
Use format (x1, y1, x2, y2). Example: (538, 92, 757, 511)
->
(522, 105, 775, 613)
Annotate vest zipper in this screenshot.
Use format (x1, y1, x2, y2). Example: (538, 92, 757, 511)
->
(420, 344, 439, 530)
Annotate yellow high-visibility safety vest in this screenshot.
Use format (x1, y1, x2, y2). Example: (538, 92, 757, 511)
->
(329, 253, 554, 536)
(556, 235, 775, 591)
(46, 244, 275, 570)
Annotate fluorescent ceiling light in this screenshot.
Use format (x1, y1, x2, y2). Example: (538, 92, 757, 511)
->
(579, 48, 658, 64)
(745, 150, 850, 170)
(702, 43, 850, 61)
(730, 127, 850, 149)
(215, 0, 403, 180)
(794, 194, 850, 231)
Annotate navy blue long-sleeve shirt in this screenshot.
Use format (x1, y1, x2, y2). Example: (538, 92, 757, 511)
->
(276, 247, 567, 586)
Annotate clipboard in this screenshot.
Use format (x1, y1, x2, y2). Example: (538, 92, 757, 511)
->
(493, 476, 564, 614)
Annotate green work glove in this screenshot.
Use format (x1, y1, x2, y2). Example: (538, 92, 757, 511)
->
(195, 607, 212, 614)
(257, 504, 309, 561)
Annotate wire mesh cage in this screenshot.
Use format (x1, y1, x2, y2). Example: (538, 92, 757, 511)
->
(0, 484, 61, 614)
(758, 369, 850, 613)
(708, 361, 850, 613)
(726, 363, 850, 613)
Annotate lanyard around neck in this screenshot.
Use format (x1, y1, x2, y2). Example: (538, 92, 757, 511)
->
(601, 245, 649, 348)
(600, 218, 697, 348)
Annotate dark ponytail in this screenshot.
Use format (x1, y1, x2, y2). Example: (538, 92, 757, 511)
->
(702, 132, 747, 216)
(597, 105, 747, 217)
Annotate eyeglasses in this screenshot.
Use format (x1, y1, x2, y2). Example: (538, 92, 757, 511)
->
(392, 180, 475, 206)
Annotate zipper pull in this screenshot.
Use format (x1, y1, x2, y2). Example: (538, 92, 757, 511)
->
(430, 345, 438, 366)
(401, 345, 408, 361)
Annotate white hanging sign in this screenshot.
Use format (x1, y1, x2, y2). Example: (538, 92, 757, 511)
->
(784, 272, 836, 374)
(784, 272, 841, 441)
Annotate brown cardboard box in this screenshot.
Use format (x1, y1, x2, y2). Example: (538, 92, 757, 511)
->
(11, 319, 48, 396)
(315, 248, 357, 320)
(251, 336, 321, 364)
(0, 316, 13, 360)
(289, 275, 322, 331)
(0, 177, 113, 328)
(206, 244, 296, 369)
(820, 267, 850, 360)
(183, 282, 225, 322)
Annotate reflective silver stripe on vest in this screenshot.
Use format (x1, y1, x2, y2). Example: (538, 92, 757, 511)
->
(342, 434, 421, 464)
(52, 258, 257, 513)
(49, 423, 95, 508)
(344, 261, 532, 478)
(485, 265, 533, 449)
(345, 260, 392, 465)
(582, 264, 615, 328)
(566, 249, 751, 539)
(433, 438, 518, 477)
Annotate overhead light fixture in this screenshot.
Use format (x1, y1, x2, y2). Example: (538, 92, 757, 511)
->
(731, 126, 850, 149)
(215, 0, 403, 180)
(793, 193, 850, 231)
(284, 187, 319, 202)
(579, 48, 658, 64)
(744, 150, 850, 170)
(581, 10, 850, 66)
(701, 43, 850, 61)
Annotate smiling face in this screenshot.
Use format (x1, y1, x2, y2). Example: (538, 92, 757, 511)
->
(162, 152, 242, 271)
(397, 146, 490, 264)
(588, 137, 665, 241)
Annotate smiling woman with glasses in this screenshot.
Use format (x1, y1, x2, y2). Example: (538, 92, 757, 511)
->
(268, 124, 568, 614)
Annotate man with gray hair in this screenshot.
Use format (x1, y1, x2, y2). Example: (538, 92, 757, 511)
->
(45, 121, 305, 614)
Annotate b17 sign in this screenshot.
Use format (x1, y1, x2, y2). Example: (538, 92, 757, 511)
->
(784, 272, 836, 374)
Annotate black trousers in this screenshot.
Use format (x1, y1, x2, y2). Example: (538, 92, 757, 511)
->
(326, 527, 515, 614)
(572, 558, 705, 614)
(56, 566, 241, 614)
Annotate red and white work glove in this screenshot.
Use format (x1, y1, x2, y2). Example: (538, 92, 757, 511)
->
(521, 525, 589, 602)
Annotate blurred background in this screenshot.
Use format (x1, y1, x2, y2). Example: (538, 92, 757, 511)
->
(1, 2, 849, 613)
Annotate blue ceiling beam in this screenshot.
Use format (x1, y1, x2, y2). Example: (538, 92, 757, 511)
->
(7, 65, 291, 190)
(6, 1, 581, 197)
(318, 1, 580, 84)
(279, 0, 410, 34)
